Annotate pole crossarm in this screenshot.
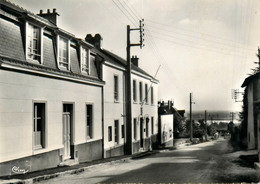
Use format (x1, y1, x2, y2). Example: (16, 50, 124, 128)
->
(130, 43, 142, 47)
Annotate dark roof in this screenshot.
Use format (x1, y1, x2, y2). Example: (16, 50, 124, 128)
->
(241, 72, 260, 87)
(0, 0, 57, 28)
(96, 48, 159, 82)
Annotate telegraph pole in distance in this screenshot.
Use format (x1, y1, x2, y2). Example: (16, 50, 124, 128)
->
(126, 20, 144, 155)
(205, 110, 207, 141)
(230, 112, 234, 122)
(190, 93, 195, 141)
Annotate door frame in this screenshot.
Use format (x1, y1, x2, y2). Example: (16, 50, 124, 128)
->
(62, 102, 75, 160)
(140, 117, 144, 148)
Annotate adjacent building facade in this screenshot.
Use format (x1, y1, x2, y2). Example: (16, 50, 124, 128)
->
(86, 36, 159, 157)
(0, 0, 159, 176)
(241, 73, 260, 161)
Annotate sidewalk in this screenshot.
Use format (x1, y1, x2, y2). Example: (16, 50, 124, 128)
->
(0, 151, 159, 184)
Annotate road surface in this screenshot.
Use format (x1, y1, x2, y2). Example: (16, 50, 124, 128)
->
(37, 138, 260, 183)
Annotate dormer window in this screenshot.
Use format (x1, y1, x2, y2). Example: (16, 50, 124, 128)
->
(26, 23, 42, 63)
(81, 47, 89, 74)
(58, 36, 70, 70)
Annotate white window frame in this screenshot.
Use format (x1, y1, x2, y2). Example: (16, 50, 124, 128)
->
(145, 83, 149, 104)
(33, 101, 47, 150)
(86, 103, 93, 140)
(25, 22, 43, 64)
(134, 118, 137, 140)
(114, 75, 119, 102)
(133, 79, 137, 103)
(57, 35, 70, 70)
(139, 82, 143, 104)
(114, 120, 119, 144)
(151, 116, 154, 135)
(151, 87, 154, 105)
(80, 46, 90, 74)
(146, 117, 149, 137)
(108, 126, 112, 142)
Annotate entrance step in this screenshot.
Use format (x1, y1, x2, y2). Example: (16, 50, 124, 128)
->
(59, 159, 79, 167)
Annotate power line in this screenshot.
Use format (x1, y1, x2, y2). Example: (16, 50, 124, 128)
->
(121, 0, 140, 20)
(146, 24, 256, 52)
(111, 0, 137, 26)
(147, 32, 256, 59)
(116, 0, 139, 27)
(146, 19, 257, 49)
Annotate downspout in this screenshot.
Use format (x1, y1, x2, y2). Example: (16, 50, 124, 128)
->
(101, 85, 104, 159)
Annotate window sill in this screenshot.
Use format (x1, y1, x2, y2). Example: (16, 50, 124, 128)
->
(81, 71, 90, 76)
(58, 66, 70, 71)
(27, 59, 42, 65)
(33, 147, 46, 155)
(86, 136, 93, 141)
(114, 100, 120, 103)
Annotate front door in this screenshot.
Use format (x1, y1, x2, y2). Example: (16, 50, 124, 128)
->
(140, 118, 144, 148)
(63, 112, 71, 160)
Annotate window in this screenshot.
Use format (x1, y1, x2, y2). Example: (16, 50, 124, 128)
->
(121, 124, 125, 138)
(151, 87, 154, 105)
(108, 126, 112, 142)
(58, 36, 69, 70)
(33, 103, 45, 149)
(114, 75, 119, 102)
(134, 118, 137, 140)
(146, 118, 149, 137)
(133, 80, 137, 102)
(27, 23, 41, 63)
(81, 47, 89, 74)
(151, 117, 154, 135)
(145, 84, 148, 104)
(115, 120, 119, 144)
(86, 104, 93, 139)
(139, 82, 143, 103)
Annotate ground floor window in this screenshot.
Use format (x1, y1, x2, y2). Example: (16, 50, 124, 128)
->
(146, 118, 149, 137)
(86, 104, 93, 139)
(121, 124, 125, 138)
(151, 117, 154, 135)
(115, 120, 119, 144)
(134, 118, 137, 140)
(108, 126, 112, 142)
(33, 103, 45, 149)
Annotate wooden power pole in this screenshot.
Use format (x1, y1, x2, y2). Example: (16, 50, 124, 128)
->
(125, 20, 144, 155)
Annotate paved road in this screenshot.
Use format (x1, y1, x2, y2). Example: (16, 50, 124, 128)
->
(38, 138, 260, 183)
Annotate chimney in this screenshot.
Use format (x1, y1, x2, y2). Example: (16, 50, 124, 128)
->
(37, 8, 60, 26)
(85, 34, 103, 48)
(131, 55, 139, 67)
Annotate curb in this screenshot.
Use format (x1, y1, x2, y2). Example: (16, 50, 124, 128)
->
(254, 162, 260, 171)
(0, 142, 192, 184)
(0, 157, 132, 184)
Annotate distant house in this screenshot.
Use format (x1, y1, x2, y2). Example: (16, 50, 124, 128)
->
(241, 72, 260, 159)
(158, 100, 185, 146)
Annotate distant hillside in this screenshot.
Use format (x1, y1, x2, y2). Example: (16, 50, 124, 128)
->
(185, 110, 239, 121)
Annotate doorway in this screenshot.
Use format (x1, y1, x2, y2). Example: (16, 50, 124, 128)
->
(140, 118, 144, 148)
(63, 104, 73, 160)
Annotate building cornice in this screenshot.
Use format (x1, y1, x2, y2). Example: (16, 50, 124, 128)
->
(0, 56, 105, 87)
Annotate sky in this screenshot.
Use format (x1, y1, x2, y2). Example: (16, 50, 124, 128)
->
(10, 0, 260, 112)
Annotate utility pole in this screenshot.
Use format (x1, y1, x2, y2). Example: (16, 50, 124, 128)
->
(230, 112, 234, 122)
(190, 93, 195, 141)
(205, 110, 207, 141)
(126, 20, 144, 155)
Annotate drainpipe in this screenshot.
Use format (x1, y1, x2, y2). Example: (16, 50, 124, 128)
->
(101, 86, 104, 159)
